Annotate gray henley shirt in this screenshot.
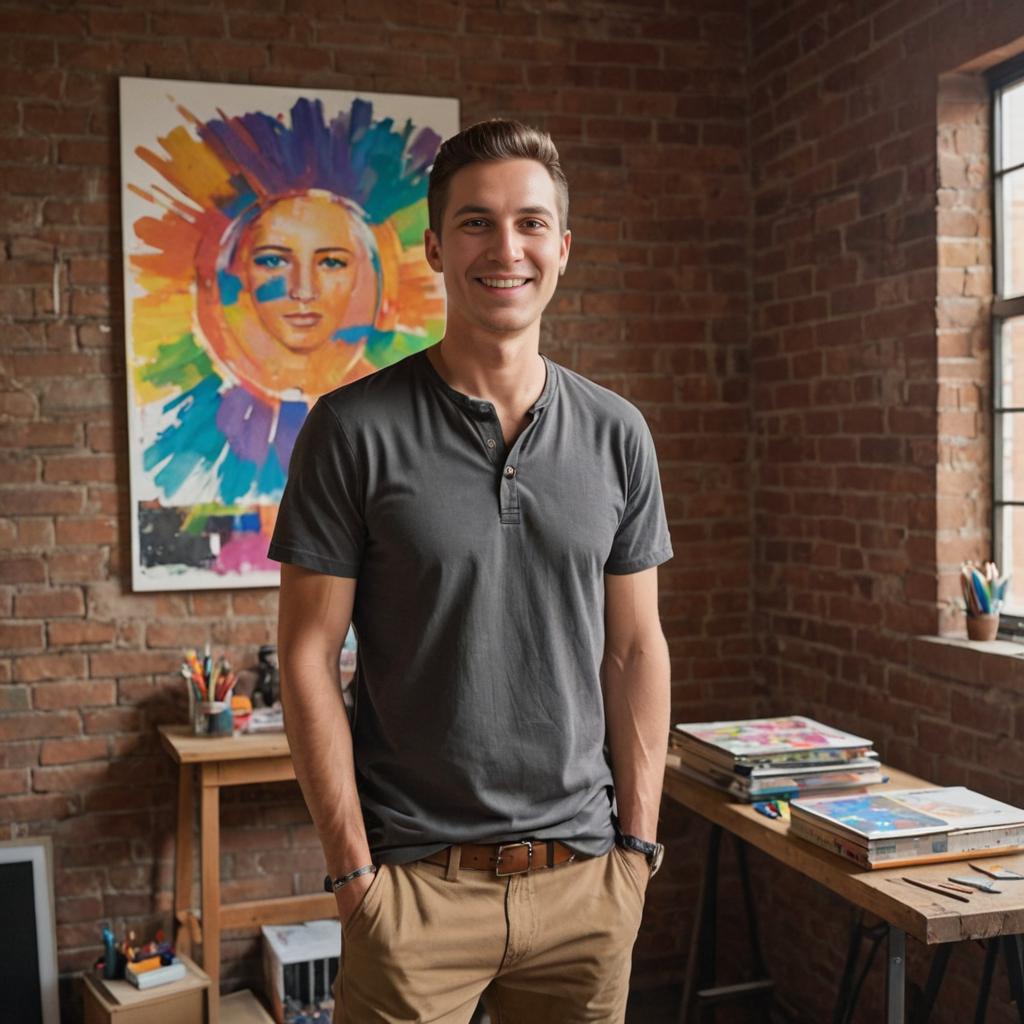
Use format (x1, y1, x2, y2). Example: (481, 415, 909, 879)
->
(268, 348, 672, 864)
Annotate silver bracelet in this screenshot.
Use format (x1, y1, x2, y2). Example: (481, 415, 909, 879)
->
(323, 864, 377, 893)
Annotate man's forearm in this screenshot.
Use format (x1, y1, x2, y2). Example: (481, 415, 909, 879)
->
(280, 653, 371, 877)
(602, 634, 671, 841)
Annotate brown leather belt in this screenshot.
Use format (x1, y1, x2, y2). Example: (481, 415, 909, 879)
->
(423, 840, 578, 876)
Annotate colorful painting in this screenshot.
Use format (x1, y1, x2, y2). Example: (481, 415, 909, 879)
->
(119, 78, 458, 590)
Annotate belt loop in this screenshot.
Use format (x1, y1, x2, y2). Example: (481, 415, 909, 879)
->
(547, 842, 555, 869)
(445, 845, 461, 881)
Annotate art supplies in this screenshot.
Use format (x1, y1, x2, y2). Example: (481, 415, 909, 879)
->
(900, 877, 971, 903)
(969, 861, 1024, 880)
(125, 958, 187, 989)
(960, 560, 1009, 617)
(950, 875, 1002, 893)
(790, 787, 1024, 869)
(671, 716, 881, 801)
(183, 646, 239, 735)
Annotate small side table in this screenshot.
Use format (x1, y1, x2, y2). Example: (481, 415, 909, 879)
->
(158, 725, 336, 1024)
(82, 954, 209, 1024)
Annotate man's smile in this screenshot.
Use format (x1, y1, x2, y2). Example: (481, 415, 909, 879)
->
(477, 276, 531, 290)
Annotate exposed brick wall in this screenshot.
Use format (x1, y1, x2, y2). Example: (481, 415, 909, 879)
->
(8, 0, 1024, 1020)
(750, 2, 1024, 1022)
(0, 0, 752, 1012)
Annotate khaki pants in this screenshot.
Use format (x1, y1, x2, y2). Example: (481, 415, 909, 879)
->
(334, 845, 649, 1024)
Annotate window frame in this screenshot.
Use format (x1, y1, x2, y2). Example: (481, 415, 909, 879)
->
(988, 54, 1024, 637)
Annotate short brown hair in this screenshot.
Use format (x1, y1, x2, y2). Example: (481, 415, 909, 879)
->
(427, 119, 569, 234)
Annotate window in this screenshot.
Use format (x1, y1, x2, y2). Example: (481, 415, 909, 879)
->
(991, 58, 1024, 631)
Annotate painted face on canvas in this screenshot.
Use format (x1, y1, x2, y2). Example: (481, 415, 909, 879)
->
(239, 194, 363, 354)
(425, 158, 571, 339)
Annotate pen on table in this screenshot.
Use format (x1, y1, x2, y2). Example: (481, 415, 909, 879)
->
(937, 881, 974, 895)
(901, 876, 971, 903)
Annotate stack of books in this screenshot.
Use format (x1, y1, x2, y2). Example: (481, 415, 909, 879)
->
(790, 787, 1024, 868)
(670, 716, 884, 801)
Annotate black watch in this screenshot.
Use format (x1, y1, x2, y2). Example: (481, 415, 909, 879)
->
(616, 832, 665, 877)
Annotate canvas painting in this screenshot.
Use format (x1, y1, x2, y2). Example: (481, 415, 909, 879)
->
(120, 77, 458, 590)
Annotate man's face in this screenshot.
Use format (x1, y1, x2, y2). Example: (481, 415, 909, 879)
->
(425, 158, 571, 340)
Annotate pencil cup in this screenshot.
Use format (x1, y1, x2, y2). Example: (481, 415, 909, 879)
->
(198, 700, 232, 736)
(966, 613, 999, 641)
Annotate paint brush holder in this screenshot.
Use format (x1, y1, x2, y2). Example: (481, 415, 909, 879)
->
(192, 700, 232, 736)
(966, 613, 999, 642)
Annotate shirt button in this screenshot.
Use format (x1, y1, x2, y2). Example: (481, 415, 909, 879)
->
(504, 466, 516, 478)
(486, 438, 496, 449)
(478, 403, 491, 414)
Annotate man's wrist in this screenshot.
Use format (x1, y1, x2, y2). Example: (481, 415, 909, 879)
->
(615, 832, 665, 876)
(324, 863, 377, 893)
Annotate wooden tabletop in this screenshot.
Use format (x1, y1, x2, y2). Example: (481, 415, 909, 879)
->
(664, 764, 1024, 945)
(158, 723, 291, 764)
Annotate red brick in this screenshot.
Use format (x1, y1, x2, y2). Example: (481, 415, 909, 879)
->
(32, 681, 116, 711)
(0, 793, 73, 825)
(33, 763, 109, 793)
(47, 549, 107, 583)
(0, 487, 83, 516)
(82, 707, 143, 733)
(14, 588, 84, 618)
(15, 652, 87, 682)
(47, 620, 116, 646)
(39, 737, 107, 765)
(89, 651, 174, 678)
(0, 711, 79, 741)
(0, 622, 44, 650)
(54, 517, 117, 545)
(0, 556, 45, 584)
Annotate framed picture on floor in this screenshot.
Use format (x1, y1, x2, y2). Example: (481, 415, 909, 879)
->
(0, 836, 59, 1024)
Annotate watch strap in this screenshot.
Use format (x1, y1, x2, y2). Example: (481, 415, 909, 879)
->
(615, 830, 665, 877)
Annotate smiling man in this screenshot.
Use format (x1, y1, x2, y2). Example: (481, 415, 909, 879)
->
(269, 121, 673, 1024)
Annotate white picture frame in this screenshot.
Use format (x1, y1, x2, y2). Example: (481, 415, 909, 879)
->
(119, 77, 458, 591)
(0, 836, 60, 1024)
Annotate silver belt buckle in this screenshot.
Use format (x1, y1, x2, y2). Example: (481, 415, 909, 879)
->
(495, 840, 533, 877)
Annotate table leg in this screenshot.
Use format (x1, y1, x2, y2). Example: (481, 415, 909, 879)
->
(912, 941, 952, 1024)
(678, 825, 722, 1024)
(1003, 935, 1024, 1022)
(174, 765, 194, 958)
(973, 939, 999, 1024)
(887, 927, 905, 1024)
(201, 764, 220, 1024)
(832, 910, 864, 1024)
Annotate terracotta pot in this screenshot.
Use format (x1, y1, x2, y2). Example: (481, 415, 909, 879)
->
(966, 614, 999, 641)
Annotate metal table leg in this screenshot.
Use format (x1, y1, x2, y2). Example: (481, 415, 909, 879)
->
(887, 927, 906, 1024)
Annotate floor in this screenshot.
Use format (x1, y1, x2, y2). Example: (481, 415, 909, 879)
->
(468, 984, 792, 1023)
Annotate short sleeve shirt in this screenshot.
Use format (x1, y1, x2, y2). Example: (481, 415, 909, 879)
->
(268, 350, 673, 864)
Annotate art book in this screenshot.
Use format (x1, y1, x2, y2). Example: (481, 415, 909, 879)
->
(672, 716, 873, 769)
(790, 787, 1024, 868)
(674, 744, 883, 800)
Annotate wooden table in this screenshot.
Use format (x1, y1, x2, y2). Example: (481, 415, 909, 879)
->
(158, 725, 335, 1024)
(663, 763, 1024, 1022)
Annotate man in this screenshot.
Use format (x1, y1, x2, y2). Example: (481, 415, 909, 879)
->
(269, 120, 673, 1024)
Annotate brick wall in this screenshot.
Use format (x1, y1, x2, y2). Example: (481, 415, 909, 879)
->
(0, 0, 752, 1011)
(750, 2, 1024, 1022)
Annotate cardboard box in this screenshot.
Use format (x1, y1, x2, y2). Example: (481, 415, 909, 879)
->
(261, 919, 339, 1024)
(82, 955, 209, 1024)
